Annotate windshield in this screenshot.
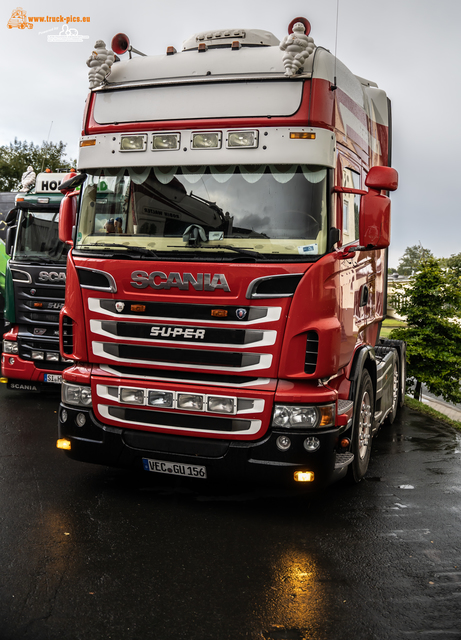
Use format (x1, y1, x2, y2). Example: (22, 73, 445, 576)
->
(14, 209, 68, 263)
(75, 165, 329, 260)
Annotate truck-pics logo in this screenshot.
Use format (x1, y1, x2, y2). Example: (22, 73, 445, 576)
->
(7, 8, 32, 29)
(7, 8, 91, 32)
(131, 271, 231, 292)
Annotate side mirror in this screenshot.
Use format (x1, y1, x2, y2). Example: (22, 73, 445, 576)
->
(359, 166, 399, 250)
(6, 225, 16, 256)
(59, 193, 78, 245)
(365, 166, 398, 192)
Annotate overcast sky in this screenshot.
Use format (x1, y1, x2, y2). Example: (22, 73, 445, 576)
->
(2, 0, 460, 266)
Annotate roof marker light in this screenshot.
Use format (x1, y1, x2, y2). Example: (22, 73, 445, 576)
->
(192, 132, 221, 149)
(120, 134, 147, 152)
(198, 43, 208, 52)
(227, 130, 259, 149)
(166, 46, 177, 55)
(153, 133, 180, 151)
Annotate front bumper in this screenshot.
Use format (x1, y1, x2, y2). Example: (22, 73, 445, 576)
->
(58, 403, 351, 488)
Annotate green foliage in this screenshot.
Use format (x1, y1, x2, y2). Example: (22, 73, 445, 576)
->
(397, 243, 433, 276)
(0, 138, 76, 191)
(390, 257, 461, 404)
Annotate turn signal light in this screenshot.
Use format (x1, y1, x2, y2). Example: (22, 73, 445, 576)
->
(56, 438, 72, 451)
(340, 438, 351, 448)
(80, 139, 96, 147)
(294, 470, 315, 483)
(290, 132, 316, 139)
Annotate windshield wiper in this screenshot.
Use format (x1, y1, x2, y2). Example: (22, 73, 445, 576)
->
(76, 243, 159, 258)
(202, 244, 264, 258)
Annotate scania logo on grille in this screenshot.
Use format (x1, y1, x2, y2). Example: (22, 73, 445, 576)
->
(115, 302, 125, 313)
(131, 271, 230, 292)
(38, 271, 66, 283)
(150, 326, 206, 340)
(236, 308, 247, 320)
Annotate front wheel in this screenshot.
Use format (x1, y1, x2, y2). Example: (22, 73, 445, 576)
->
(348, 369, 374, 483)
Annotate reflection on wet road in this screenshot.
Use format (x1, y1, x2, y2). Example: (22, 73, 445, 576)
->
(0, 385, 460, 640)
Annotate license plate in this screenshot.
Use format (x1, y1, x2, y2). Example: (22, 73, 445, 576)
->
(142, 457, 207, 479)
(44, 374, 62, 384)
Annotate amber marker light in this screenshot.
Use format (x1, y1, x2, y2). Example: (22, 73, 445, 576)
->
(211, 309, 228, 317)
(131, 304, 146, 312)
(56, 439, 72, 451)
(80, 139, 96, 147)
(341, 438, 351, 448)
(290, 132, 316, 139)
(0, 377, 8, 384)
(294, 470, 315, 483)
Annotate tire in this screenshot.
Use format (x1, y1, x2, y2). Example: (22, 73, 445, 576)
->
(385, 353, 399, 425)
(348, 369, 374, 483)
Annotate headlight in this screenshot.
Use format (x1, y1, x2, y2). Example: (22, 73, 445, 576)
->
(62, 382, 92, 407)
(272, 404, 335, 428)
(3, 341, 18, 355)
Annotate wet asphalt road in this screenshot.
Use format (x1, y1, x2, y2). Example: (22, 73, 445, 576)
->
(1, 384, 461, 640)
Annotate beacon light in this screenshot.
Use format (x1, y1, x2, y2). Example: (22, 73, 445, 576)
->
(147, 390, 174, 408)
(191, 132, 221, 149)
(120, 387, 145, 404)
(120, 135, 147, 152)
(227, 130, 259, 148)
(177, 393, 204, 411)
(152, 133, 180, 151)
(207, 396, 236, 414)
(294, 470, 315, 483)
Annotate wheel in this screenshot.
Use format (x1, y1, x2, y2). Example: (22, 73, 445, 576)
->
(348, 369, 374, 483)
(385, 353, 399, 425)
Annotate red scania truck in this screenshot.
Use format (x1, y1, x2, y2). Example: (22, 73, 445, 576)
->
(56, 17, 404, 487)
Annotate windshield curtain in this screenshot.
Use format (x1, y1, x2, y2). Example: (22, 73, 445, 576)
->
(14, 210, 68, 263)
(76, 165, 329, 259)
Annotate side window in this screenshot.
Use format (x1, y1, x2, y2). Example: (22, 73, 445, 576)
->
(342, 168, 361, 243)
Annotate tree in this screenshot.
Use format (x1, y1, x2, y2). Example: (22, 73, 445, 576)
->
(390, 257, 461, 403)
(397, 243, 433, 276)
(0, 138, 76, 191)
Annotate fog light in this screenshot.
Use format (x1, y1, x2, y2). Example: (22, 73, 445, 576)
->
(191, 132, 221, 149)
(56, 438, 72, 450)
(9, 358, 15, 365)
(61, 409, 68, 423)
(208, 396, 235, 414)
(227, 130, 258, 148)
(148, 390, 174, 407)
(120, 387, 145, 405)
(153, 133, 180, 150)
(32, 350, 45, 360)
(294, 470, 315, 482)
(76, 412, 86, 427)
(120, 134, 147, 151)
(178, 393, 203, 410)
(304, 437, 320, 452)
(276, 435, 291, 451)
